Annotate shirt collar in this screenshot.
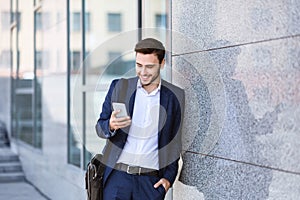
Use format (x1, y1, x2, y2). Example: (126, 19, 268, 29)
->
(137, 78, 161, 95)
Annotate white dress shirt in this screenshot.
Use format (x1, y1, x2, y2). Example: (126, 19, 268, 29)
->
(117, 79, 161, 170)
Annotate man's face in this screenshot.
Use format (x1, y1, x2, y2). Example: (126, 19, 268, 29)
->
(135, 52, 165, 86)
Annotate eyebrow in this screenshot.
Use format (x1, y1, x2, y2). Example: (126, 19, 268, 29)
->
(136, 62, 157, 67)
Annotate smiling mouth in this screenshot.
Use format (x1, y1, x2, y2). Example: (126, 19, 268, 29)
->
(141, 76, 150, 81)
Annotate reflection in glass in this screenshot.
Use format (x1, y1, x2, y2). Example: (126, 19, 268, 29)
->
(33, 8, 43, 149)
(11, 24, 17, 139)
(155, 14, 167, 28)
(78, 0, 139, 168)
(12, 12, 21, 30)
(107, 13, 122, 32)
(34, 0, 68, 154)
(142, 0, 170, 81)
(84, 0, 138, 86)
(69, 0, 83, 167)
(13, 0, 36, 146)
(84, 91, 106, 167)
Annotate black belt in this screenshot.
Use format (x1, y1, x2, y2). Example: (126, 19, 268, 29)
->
(115, 163, 159, 177)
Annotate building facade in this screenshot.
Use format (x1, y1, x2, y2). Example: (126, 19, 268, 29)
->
(0, 0, 299, 199)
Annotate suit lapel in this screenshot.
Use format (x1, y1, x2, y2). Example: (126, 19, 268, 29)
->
(158, 80, 169, 141)
(127, 77, 138, 117)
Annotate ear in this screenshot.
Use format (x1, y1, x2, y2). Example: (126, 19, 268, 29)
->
(160, 59, 165, 70)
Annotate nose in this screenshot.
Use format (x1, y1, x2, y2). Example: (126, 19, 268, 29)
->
(140, 66, 147, 74)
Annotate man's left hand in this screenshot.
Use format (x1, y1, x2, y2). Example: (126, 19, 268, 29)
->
(154, 178, 170, 192)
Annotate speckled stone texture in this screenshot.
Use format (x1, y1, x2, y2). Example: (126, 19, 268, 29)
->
(172, 0, 300, 54)
(178, 152, 300, 200)
(172, 0, 300, 199)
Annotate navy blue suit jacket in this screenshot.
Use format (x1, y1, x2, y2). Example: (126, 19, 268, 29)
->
(95, 77, 185, 186)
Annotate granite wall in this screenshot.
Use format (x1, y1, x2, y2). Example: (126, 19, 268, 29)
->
(171, 0, 300, 199)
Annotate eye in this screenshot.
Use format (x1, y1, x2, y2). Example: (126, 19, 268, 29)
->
(146, 65, 154, 69)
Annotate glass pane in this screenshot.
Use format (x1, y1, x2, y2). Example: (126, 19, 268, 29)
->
(16, 0, 34, 146)
(69, 0, 83, 167)
(34, 9, 43, 149)
(142, 0, 170, 81)
(107, 13, 122, 32)
(16, 90, 33, 144)
(69, 0, 169, 169)
(85, 0, 138, 86)
(33, 0, 67, 150)
(84, 91, 107, 167)
(11, 26, 17, 138)
(70, 86, 83, 167)
(81, 0, 139, 167)
(142, 0, 168, 42)
(0, 0, 12, 140)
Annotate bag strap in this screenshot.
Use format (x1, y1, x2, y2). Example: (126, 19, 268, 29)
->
(118, 78, 128, 103)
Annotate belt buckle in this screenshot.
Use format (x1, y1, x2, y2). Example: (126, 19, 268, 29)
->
(126, 165, 141, 175)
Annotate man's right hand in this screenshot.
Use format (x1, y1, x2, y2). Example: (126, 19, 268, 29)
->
(109, 110, 131, 131)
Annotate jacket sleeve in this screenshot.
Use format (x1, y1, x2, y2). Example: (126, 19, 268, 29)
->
(95, 79, 119, 139)
(162, 159, 180, 186)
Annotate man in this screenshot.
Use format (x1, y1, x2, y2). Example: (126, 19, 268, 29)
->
(96, 38, 185, 200)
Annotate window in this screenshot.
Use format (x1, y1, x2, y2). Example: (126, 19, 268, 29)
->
(12, 12, 21, 30)
(36, 12, 42, 30)
(71, 51, 81, 71)
(35, 12, 50, 30)
(72, 12, 90, 32)
(72, 12, 80, 32)
(85, 12, 91, 32)
(107, 13, 122, 32)
(155, 14, 166, 27)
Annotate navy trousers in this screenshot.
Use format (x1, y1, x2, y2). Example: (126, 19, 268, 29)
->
(103, 169, 166, 200)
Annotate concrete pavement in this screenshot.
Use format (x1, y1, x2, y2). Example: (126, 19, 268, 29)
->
(0, 181, 48, 200)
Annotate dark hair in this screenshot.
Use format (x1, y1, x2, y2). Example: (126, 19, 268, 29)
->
(134, 38, 165, 64)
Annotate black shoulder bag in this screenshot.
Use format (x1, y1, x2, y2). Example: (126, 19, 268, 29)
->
(86, 154, 105, 200)
(85, 78, 128, 200)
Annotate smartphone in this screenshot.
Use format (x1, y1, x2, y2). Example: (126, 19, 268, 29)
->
(112, 102, 128, 118)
